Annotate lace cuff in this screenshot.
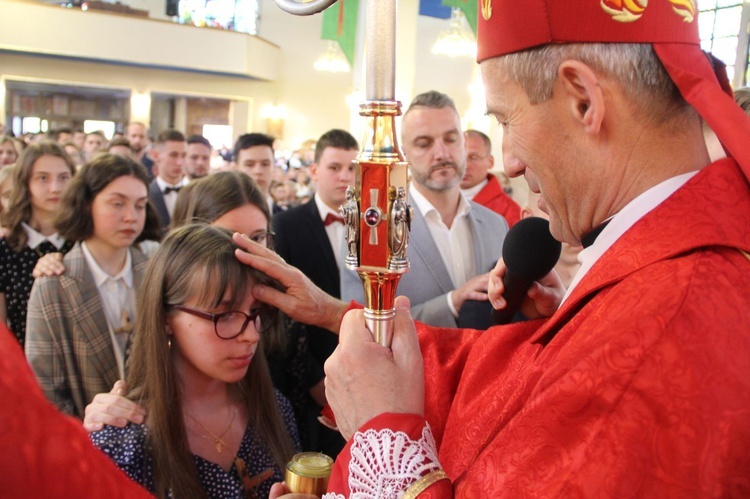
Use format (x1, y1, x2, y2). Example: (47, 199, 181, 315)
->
(324, 418, 445, 498)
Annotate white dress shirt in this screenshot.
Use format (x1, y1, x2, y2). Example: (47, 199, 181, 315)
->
(409, 184, 475, 317)
(313, 194, 367, 303)
(23, 223, 65, 251)
(315, 194, 347, 269)
(563, 170, 698, 304)
(81, 243, 137, 380)
(155, 176, 188, 218)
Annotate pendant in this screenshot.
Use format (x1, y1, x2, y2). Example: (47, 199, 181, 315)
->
(215, 440, 224, 453)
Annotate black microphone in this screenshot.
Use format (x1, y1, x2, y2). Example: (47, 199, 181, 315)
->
(492, 217, 562, 325)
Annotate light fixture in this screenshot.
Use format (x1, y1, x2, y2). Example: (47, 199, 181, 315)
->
(130, 91, 151, 123)
(262, 103, 288, 121)
(314, 41, 351, 73)
(431, 8, 476, 58)
(262, 103, 287, 139)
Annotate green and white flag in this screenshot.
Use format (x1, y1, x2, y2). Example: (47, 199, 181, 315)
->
(321, 0, 359, 66)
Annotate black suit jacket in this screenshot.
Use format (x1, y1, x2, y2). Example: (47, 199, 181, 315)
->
(272, 196, 340, 365)
(272, 196, 346, 456)
(148, 179, 170, 230)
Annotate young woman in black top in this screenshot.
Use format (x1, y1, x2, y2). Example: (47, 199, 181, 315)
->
(0, 141, 76, 345)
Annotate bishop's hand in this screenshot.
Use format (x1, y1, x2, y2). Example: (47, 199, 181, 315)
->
(324, 296, 424, 440)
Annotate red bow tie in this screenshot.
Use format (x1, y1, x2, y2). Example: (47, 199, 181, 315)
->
(324, 213, 345, 226)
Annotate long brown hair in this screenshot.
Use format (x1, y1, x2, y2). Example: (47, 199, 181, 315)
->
(169, 171, 286, 357)
(171, 171, 270, 231)
(1, 141, 76, 252)
(126, 224, 295, 499)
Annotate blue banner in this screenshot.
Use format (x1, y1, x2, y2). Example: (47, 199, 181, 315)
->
(419, 0, 451, 19)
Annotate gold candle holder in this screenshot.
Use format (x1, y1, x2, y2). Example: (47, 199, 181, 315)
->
(285, 452, 334, 497)
(339, 100, 412, 347)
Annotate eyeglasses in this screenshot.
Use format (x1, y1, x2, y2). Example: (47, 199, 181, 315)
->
(248, 230, 275, 248)
(172, 305, 266, 339)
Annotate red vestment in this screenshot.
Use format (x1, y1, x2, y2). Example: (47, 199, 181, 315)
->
(0, 323, 152, 498)
(326, 158, 750, 497)
(472, 174, 521, 226)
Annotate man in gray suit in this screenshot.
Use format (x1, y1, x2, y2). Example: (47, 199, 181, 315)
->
(343, 91, 508, 328)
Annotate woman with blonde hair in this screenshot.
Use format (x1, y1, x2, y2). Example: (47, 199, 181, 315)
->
(0, 141, 75, 344)
(0, 135, 18, 167)
(91, 224, 298, 499)
(0, 165, 15, 217)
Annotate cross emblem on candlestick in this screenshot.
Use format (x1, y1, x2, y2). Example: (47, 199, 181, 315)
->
(364, 188, 383, 245)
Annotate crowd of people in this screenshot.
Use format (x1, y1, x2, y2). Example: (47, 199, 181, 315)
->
(1, 2, 750, 496)
(0, 125, 324, 216)
(0, 111, 525, 497)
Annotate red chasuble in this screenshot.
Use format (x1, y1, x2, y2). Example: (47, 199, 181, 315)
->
(0, 323, 152, 497)
(326, 158, 750, 497)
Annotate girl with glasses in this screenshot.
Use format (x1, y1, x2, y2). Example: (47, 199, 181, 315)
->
(172, 171, 283, 365)
(90, 224, 298, 499)
(25, 154, 161, 418)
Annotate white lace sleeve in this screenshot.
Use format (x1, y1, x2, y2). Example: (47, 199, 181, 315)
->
(323, 423, 443, 499)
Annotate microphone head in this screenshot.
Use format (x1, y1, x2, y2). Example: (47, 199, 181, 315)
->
(502, 217, 562, 282)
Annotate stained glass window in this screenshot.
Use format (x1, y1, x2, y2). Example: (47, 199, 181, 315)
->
(177, 0, 259, 35)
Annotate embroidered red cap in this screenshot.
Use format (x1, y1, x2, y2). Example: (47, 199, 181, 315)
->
(476, 0, 750, 179)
